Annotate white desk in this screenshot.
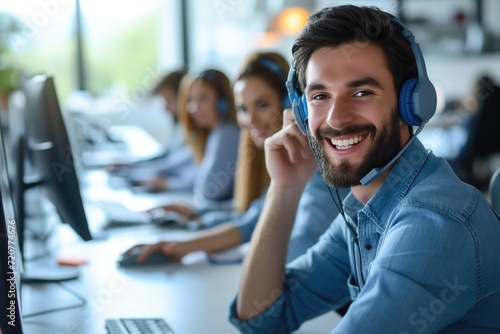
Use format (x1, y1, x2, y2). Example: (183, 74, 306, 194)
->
(80, 125, 165, 168)
(20, 224, 341, 334)
(18, 167, 341, 333)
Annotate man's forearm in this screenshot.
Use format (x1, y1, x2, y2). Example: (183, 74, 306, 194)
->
(236, 181, 304, 320)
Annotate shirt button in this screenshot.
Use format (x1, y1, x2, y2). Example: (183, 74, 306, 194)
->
(365, 244, 372, 250)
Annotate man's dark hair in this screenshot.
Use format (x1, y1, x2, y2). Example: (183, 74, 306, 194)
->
(153, 68, 188, 95)
(292, 5, 417, 96)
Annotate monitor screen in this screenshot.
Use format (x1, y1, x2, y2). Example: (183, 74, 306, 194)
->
(0, 117, 24, 333)
(22, 75, 92, 242)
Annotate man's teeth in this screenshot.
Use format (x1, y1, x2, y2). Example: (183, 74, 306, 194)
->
(330, 135, 364, 150)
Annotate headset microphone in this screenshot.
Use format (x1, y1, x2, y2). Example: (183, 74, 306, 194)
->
(359, 123, 425, 185)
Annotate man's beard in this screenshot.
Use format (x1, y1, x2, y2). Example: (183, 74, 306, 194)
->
(308, 110, 403, 188)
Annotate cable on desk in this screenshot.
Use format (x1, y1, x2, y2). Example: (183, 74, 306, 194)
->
(22, 281, 87, 318)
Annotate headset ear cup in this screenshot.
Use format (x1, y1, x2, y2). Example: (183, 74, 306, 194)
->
(217, 97, 228, 116)
(282, 96, 292, 110)
(299, 95, 308, 117)
(399, 78, 421, 126)
(292, 100, 307, 134)
(297, 94, 309, 131)
(286, 67, 309, 134)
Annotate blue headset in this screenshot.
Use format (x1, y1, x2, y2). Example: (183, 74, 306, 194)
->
(285, 15, 437, 186)
(198, 69, 229, 116)
(392, 17, 437, 126)
(258, 57, 292, 110)
(286, 16, 437, 134)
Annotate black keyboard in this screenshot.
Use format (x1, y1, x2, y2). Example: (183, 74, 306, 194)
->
(105, 318, 174, 334)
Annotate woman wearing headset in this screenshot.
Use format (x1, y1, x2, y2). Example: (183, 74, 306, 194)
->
(149, 69, 241, 220)
(124, 52, 348, 268)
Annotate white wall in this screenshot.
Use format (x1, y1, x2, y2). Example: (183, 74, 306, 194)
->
(426, 53, 500, 102)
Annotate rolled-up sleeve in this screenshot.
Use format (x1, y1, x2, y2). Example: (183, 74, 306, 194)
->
(229, 216, 352, 333)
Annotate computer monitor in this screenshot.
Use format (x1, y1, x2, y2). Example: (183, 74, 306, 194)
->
(0, 118, 24, 333)
(11, 75, 93, 282)
(6, 91, 29, 258)
(22, 75, 92, 245)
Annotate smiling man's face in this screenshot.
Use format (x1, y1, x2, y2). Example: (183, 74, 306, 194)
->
(305, 43, 407, 188)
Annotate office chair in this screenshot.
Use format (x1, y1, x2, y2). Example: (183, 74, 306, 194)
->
(490, 167, 500, 214)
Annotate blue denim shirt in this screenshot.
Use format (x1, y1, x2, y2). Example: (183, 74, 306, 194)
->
(229, 139, 500, 333)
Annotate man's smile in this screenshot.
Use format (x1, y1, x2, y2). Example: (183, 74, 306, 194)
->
(329, 134, 367, 150)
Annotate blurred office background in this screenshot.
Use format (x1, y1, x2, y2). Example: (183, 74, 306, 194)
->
(1, 0, 500, 189)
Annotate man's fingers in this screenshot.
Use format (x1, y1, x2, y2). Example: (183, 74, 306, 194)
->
(281, 131, 311, 163)
(267, 122, 311, 163)
(282, 108, 311, 156)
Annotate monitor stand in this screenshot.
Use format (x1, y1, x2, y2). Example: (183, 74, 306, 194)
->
(21, 194, 81, 283)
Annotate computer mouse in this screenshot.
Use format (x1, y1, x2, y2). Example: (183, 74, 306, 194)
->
(150, 210, 188, 227)
(118, 248, 172, 267)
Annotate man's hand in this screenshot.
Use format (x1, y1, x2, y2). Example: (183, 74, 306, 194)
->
(265, 108, 317, 189)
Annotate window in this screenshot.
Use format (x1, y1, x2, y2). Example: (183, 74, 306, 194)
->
(3, 0, 176, 105)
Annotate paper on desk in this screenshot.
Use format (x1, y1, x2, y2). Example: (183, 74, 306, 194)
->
(206, 243, 250, 264)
